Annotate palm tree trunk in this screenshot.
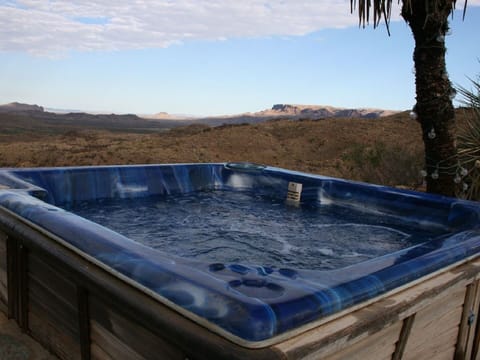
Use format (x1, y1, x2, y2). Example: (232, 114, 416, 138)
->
(402, 0, 457, 196)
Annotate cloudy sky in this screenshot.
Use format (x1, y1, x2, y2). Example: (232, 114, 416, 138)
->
(1, 0, 479, 116)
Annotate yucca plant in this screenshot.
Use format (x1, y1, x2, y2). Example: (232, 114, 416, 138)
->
(457, 75, 480, 200)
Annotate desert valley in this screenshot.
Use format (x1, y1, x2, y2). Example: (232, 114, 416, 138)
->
(1, 101, 471, 190)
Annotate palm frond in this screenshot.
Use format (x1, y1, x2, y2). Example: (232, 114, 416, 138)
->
(350, 0, 392, 34)
(350, 0, 466, 34)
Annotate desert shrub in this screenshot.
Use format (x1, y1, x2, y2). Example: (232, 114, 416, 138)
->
(456, 75, 480, 200)
(341, 141, 424, 188)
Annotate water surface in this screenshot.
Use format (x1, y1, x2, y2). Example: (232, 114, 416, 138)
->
(69, 191, 445, 269)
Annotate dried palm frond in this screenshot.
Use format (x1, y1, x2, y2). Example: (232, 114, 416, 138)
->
(350, 0, 465, 35)
(350, 0, 393, 34)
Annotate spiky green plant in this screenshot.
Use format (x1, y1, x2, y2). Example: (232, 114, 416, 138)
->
(456, 75, 480, 200)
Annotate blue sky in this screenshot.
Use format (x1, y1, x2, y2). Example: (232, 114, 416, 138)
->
(1, 1, 479, 116)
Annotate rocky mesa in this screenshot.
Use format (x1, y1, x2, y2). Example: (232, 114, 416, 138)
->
(258, 104, 398, 119)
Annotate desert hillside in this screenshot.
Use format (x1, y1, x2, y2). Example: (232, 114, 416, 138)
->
(0, 108, 433, 188)
(1, 103, 472, 189)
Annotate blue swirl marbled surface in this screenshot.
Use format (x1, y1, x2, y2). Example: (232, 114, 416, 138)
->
(0, 163, 480, 342)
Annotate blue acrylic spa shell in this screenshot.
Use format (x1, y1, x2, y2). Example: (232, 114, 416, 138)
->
(0, 163, 479, 343)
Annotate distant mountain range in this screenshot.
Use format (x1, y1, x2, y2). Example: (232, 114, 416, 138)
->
(260, 104, 398, 119)
(187, 104, 398, 126)
(0, 102, 178, 133)
(0, 102, 400, 131)
(0, 102, 45, 113)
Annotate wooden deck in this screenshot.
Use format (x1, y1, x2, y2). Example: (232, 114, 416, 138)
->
(0, 311, 57, 359)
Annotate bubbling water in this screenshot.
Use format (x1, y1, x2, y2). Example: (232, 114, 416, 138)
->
(68, 191, 443, 270)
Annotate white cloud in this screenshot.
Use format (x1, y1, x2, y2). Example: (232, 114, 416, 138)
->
(0, 0, 476, 56)
(0, 0, 360, 56)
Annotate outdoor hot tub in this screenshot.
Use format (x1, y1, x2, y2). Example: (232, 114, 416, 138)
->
(0, 163, 480, 359)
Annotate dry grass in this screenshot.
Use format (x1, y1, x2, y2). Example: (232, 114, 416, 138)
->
(0, 110, 433, 189)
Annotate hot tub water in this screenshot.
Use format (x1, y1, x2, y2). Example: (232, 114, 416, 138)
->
(69, 190, 445, 270)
